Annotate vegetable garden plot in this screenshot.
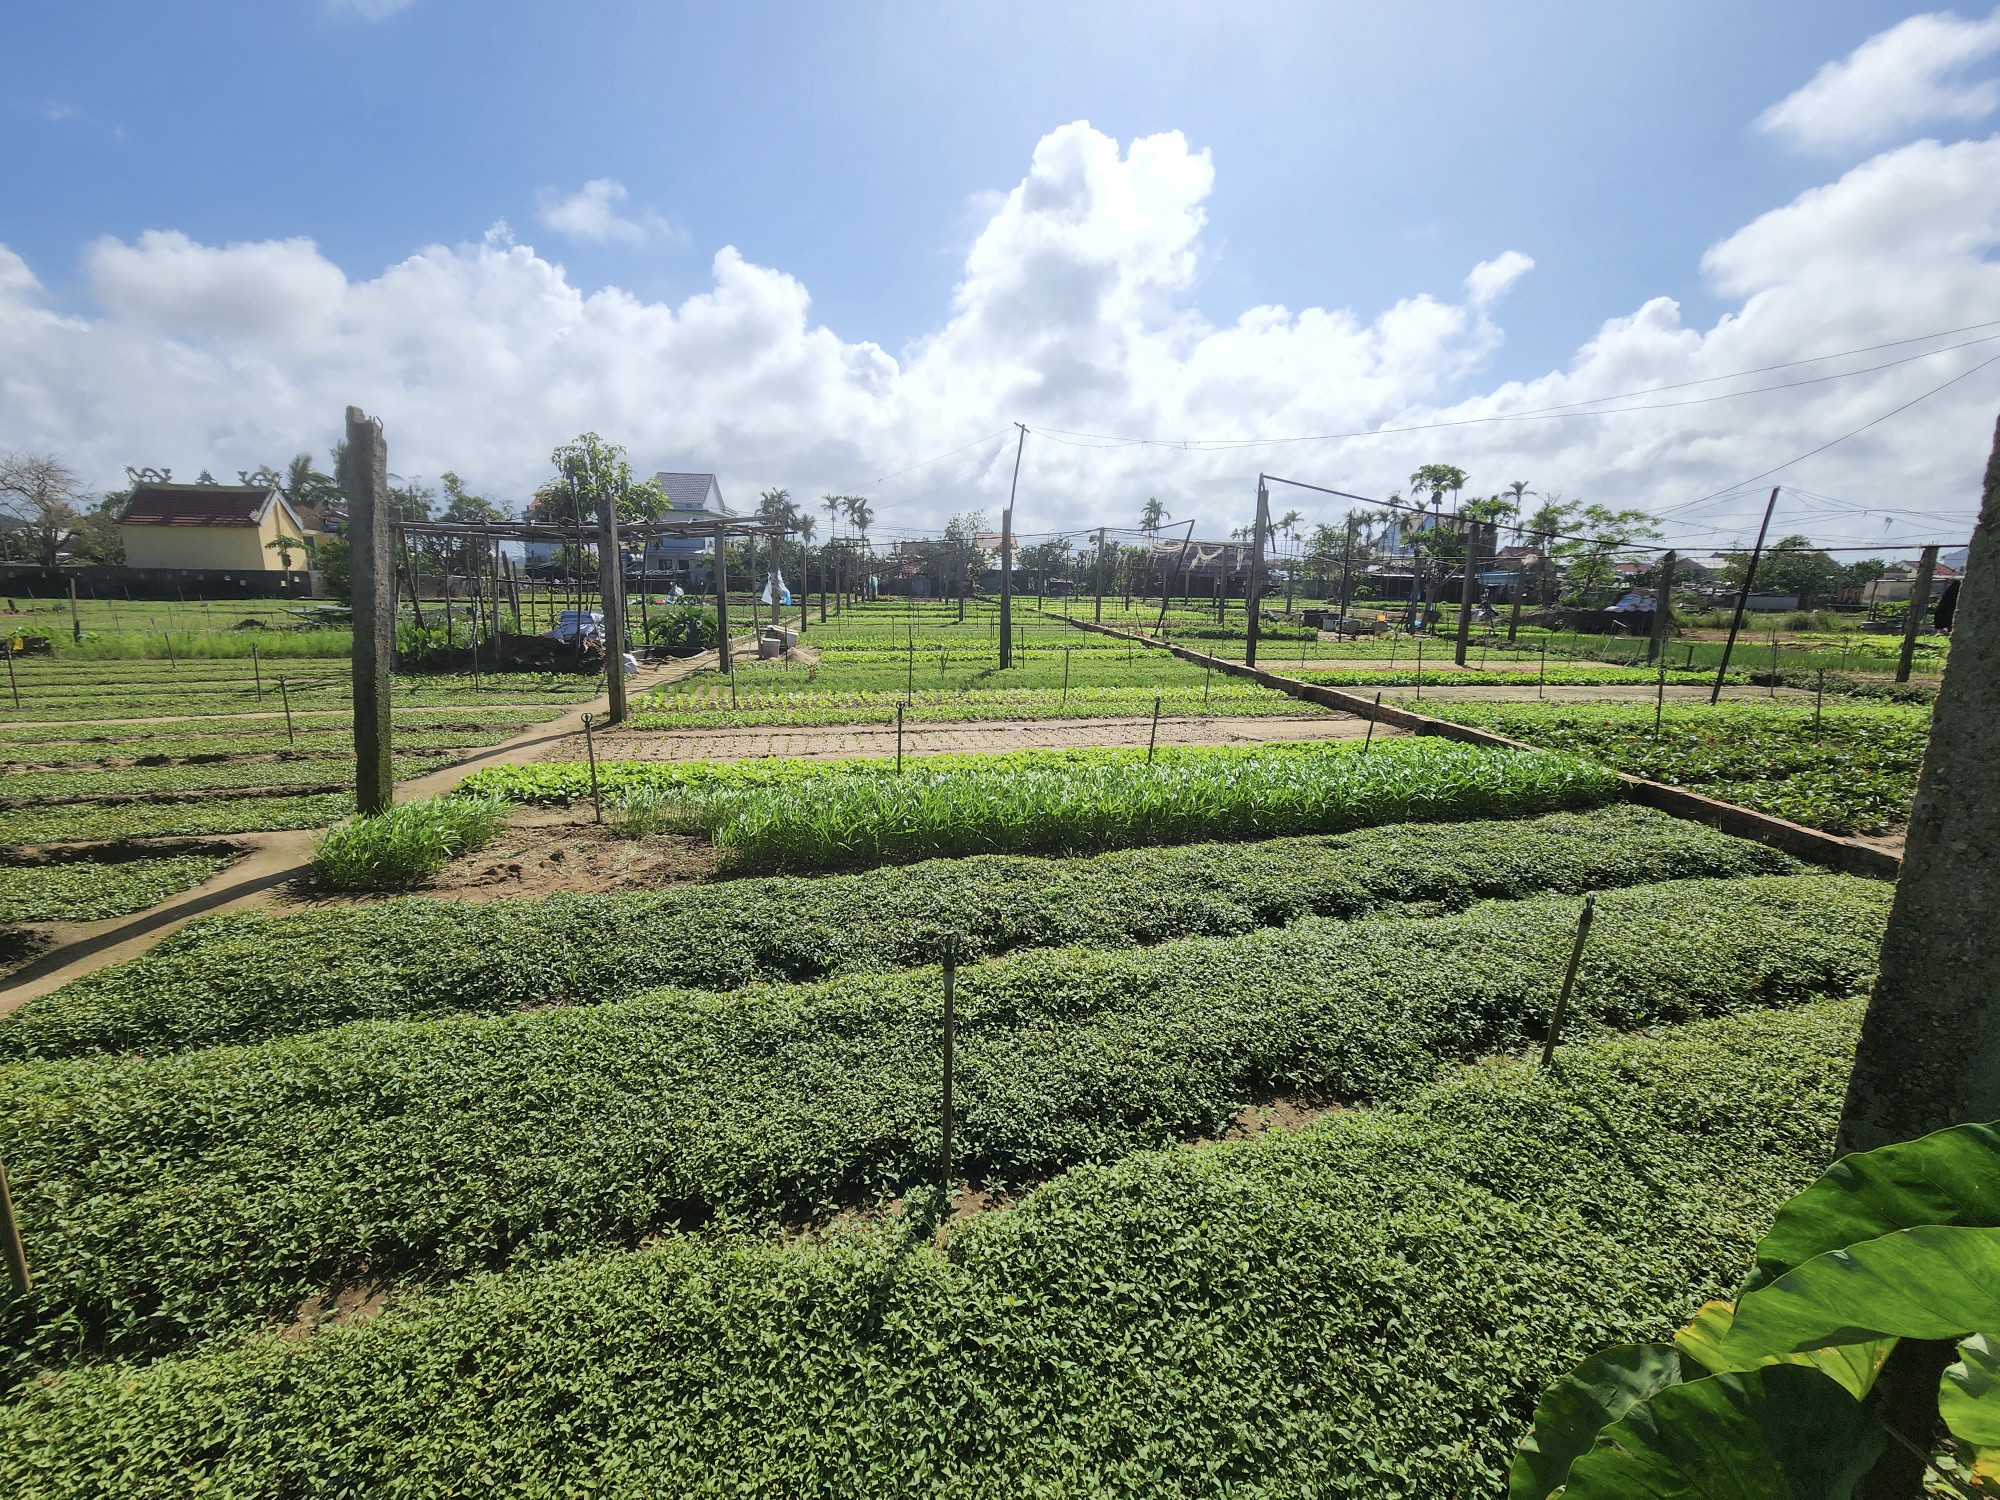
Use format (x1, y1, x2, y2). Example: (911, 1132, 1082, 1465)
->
(0, 1001, 1862, 1498)
(465, 738, 1622, 871)
(0, 793, 354, 845)
(1, 805, 1800, 1059)
(1415, 699, 1929, 836)
(626, 682, 1314, 729)
(0, 873, 1886, 1384)
(0, 852, 234, 924)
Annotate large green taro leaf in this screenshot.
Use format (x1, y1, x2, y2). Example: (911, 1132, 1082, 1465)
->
(1942, 1332, 2000, 1450)
(1674, 1300, 1890, 1399)
(1745, 1124, 2000, 1294)
(1508, 1344, 1683, 1500)
(1729, 1226, 2000, 1356)
(1560, 1365, 1883, 1500)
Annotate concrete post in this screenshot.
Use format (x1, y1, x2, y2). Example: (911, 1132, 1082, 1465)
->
(597, 483, 628, 723)
(1246, 483, 1270, 668)
(1895, 544, 1939, 684)
(345, 406, 394, 815)
(1454, 518, 1478, 666)
(712, 523, 732, 673)
(1836, 418, 2000, 1500)
(1648, 550, 1676, 666)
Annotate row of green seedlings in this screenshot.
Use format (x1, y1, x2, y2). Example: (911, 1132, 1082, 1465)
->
(23, 804, 1799, 1058)
(477, 736, 1620, 872)
(0, 1002, 1861, 1496)
(0, 871, 1889, 1386)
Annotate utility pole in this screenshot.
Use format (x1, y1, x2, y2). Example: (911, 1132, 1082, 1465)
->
(1895, 544, 1939, 683)
(1648, 550, 1676, 666)
(344, 405, 394, 815)
(1245, 480, 1270, 667)
(1709, 487, 1780, 705)
(1000, 423, 1024, 669)
(1454, 516, 1479, 667)
(1094, 526, 1107, 624)
(596, 477, 628, 724)
(1835, 417, 2000, 1500)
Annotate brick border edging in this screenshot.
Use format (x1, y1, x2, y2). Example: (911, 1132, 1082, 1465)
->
(1055, 616, 1901, 881)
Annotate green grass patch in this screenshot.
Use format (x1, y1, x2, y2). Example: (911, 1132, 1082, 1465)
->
(0, 873, 1885, 1385)
(310, 796, 507, 891)
(0, 805, 1800, 1059)
(627, 682, 1310, 728)
(0, 793, 355, 846)
(0, 1001, 1862, 1495)
(1413, 699, 1928, 835)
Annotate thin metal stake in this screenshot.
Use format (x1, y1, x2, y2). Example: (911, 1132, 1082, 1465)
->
(252, 643, 263, 702)
(0, 1159, 29, 1294)
(3, 648, 15, 710)
(1363, 691, 1381, 752)
(1062, 646, 1070, 704)
(1539, 894, 1596, 1068)
(940, 931, 957, 1196)
(1147, 694, 1161, 763)
(1539, 639, 1547, 699)
(279, 676, 296, 746)
(583, 711, 602, 824)
(1815, 669, 1826, 734)
(897, 703, 904, 773)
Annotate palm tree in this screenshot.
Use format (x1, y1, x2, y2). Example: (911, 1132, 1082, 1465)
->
(281, 453, 338, 513)
(844, 496, 874, 546)
(1140, 497, 1169, 538)
(821, 494, 845, 539)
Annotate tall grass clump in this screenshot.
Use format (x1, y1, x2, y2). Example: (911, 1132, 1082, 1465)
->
(311, 796, 506, 890)
(692, 738, 1619, 870)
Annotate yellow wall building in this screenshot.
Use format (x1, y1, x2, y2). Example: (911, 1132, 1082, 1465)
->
(119, 484, 314, 572)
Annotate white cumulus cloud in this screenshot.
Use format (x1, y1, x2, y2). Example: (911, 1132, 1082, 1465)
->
(1, 120, 1996, 552)
(1758, 8, 2000, 152)
(536, 179, 674, 246)
(1465, 251, 1534, 306)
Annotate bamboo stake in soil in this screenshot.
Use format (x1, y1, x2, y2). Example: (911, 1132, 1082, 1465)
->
(940, 931, 957, 1197)
(583, 712, 602, 824)
(0, 1159, 29, 1295)
(1539, 894, 1596, 1068)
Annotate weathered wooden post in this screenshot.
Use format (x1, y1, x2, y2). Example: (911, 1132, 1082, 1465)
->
(597, 481, 628, 724)
(1894, 543, 1938, 684)
(1454, 518, 1477, 667)
(345, 405, 394, 814)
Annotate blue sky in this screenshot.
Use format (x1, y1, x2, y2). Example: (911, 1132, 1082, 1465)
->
(5, 1, 1999, 547)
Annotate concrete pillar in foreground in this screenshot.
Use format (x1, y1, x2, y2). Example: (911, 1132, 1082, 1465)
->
(597, 485, 628, 723)
(345, 406, 394, 815)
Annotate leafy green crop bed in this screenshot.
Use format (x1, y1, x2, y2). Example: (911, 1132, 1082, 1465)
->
(0, 873, 1884, 1384)
(1413, 700, 1928, 835)
(1294, 666, 1717, 688)
(2, 806, 1798, 1059)
(0, 1001, 1861, 1496)
(2, 754, 450, 802)
(0, 793, 353, 846)
(627, 682, 1312, 728)
(0, 853, 235, 923)
(465, 738, 1620, 871)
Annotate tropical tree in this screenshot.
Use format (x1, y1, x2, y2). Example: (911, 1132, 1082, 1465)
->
(1140, 497, 1169, 538)
(1724, 534, 1841, 609)
(525, 434, 666, 528)
(0, 452, 87, 567)
(1410, 463, 1469, 517)
(279, 453, 341, 514)
(844, 496, 874, 547)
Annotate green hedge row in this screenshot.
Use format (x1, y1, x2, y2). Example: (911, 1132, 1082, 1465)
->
(0, 1001, 1863, 1497)
(0, 874, 1886, 1386)
(2, 806, 1800, 1060)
